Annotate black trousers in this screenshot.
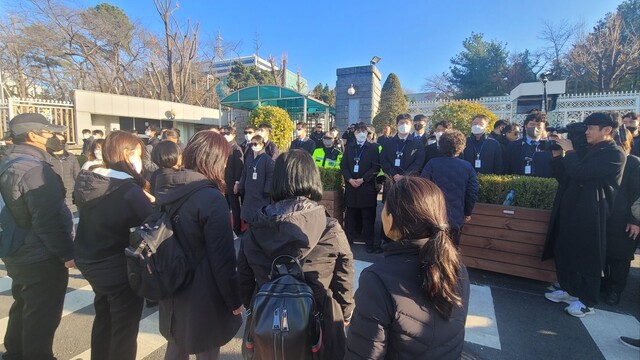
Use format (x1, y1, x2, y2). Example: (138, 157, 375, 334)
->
(77, 256, 144, 360)
(226, 194, 242, 234)
(164, 339, 220, 360)
(603, 256, 632, 294)
(346, 207, 378, 248)
(4, 258, 69, 360)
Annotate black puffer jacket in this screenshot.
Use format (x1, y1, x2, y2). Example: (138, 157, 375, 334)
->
(345, 239, 470, 360)
(155, 169, 242, 353)
(238, 197, 355, 360)
(46, 150, 80, 210)
(0, 144, 74, 265)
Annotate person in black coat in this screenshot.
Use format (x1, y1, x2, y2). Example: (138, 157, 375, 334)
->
(412, 114, 429, 146)
(622, 112, 640, 156)
(421, 130, 478, 246)
(237, 135, 275, 224)
(222, 126, 244, 234)
(149, 140, 181, 195)
(73, 131, 154, 360)
(0, 113, 74, 360)
(377, 125, 394, 148)
(256, 123, 279, 160)
(143, 125, 160, 179)
(45, 133, 80, 212)
(155, 131, 243, 358)
(309, 123, 325, 148)
(238, 150, 354, 360)
(290, 122, 317, 155)
(342, 123, 356, 147)
(424, 120, 452, 166)
(488, 119, 510, 148)
(505, 111, 553, 177)
(240, 125, 256, 161)
(543, 113, 626, 317)
(602, 130, 640, 305)
(462, 114, 503, 174)
(340, 123, 381, 252)
(345, 177, 469, 360)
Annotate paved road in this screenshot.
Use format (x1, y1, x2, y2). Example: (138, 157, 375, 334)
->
(0, 241, 638, 360)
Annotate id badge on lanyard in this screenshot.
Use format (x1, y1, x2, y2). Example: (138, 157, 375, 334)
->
(252, 170, 258, 180)
(354, 158, 360, 173)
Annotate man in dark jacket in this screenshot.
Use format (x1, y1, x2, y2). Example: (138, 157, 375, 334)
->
(424, 120, 452, 166)
(290, 123, 317, 155)
(622, 112, 640, 156)
(412, 114, 429, 146)
(309, 123, 325, 148)
(462, 114, 503, 174)
(222, 126, 244, 234)
(0, 113, 75, 360)
(256, 123, 279, 160)
(341, 123, 381, 252)
(46, 133, 80, 213)
(505, 111, 554, 178)
(377, 125, 394, 148)
(143, 125, 161, 178)
(543, 112, 626, 318)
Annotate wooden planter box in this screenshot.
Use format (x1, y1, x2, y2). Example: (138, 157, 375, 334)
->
(459, 203, 557, 283)
(319, 189, 345, 227)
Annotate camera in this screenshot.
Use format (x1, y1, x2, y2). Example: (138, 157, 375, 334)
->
(542, 122, 589, 153)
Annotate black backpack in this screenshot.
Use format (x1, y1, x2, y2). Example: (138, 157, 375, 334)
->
(125, 184, 210, 301)
(242, 255, 323, 360)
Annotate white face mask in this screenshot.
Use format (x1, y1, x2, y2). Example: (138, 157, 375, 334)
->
(427, 139, 436, 146)
(355, 132, 367, 143)
(252, 145, 262, 152)
(244, 133, 253, 142)
(295, 130, 303, 137)
(435, 131, 444, 141)
(224, 135, 234, 142)
(145, 131, 151, 137)
(129, 156, 142, 174)
(94, 149, 103, 161)
(398, 123, 411, 135)
(471, 124, 486, 135)
(82, 134, 90, 139)
(330, 131, 338, 138)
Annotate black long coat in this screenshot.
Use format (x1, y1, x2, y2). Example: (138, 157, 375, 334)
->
(606, 154, 640, 260)
(239, 150, 275, 223)
(155, 170, 242, 353)
(224, 142, 244, 195)
(340, 142, 380, 208)
(543, 140, 626, 303)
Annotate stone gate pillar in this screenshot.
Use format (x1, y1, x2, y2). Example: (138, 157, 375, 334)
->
(335, 65, 381, 131)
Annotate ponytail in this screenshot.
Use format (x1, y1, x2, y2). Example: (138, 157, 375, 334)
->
(419, 226, 463, 319)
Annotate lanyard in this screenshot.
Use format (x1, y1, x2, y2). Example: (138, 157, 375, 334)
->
(473, 138, 486, 159)
(396, 141, 407, 158)
(251, 154, 263, 171)
(354, 143, 366, 162)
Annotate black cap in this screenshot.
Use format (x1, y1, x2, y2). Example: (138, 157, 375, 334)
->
(9, 113, 67, 136)
(583, 112, 618, 129)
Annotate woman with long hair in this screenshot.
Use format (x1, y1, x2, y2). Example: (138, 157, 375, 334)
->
(238, 149, 355, 360)
(155, 131, 243, 360)
(73, 131, 154, 360)
(345, 177, 470, 360)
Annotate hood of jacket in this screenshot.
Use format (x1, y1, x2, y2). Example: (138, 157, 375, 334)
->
(1, 143, 49, 162)
(249, 197, 327, 259)
(154, 168, 216, 206)
(73, 168, 134, 208)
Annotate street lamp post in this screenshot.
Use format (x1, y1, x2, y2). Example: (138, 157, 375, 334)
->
(540, 72, 551, 113)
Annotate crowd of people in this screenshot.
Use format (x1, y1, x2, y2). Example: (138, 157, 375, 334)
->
(0, 108, 638, 359)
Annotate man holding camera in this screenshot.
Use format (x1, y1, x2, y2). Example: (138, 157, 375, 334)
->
(504, 111, 554, 178)
(543, 112, 626, 318)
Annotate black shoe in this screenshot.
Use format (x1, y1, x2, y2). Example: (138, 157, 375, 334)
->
(365, 246, 374, 253)
(605, 292, 620, 306)
(374, 247, 383, 254)
(620, 336, 640, 350)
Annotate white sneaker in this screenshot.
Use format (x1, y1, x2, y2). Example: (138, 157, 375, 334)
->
(564, 301, 595, 318)
(545, 290, 578, 304)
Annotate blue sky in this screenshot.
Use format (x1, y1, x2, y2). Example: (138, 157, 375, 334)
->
(5, 0, 622, 92)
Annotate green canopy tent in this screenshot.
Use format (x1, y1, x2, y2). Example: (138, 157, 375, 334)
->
(220, 85, 335, 123)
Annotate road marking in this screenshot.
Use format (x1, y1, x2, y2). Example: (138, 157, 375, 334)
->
(70, 311, 167, 360)
(581, 308, 640, 360)
(0, 276, 12, 293)
(465, 284, 501, 350)
(0, 284, 94, 346)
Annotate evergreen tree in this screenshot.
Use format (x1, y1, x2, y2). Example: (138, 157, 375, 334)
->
(372, 73, 408, 131)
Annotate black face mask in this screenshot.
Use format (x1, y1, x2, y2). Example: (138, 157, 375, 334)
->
(414, 123, 425, 131)
(628, 126, 637, 135)
(45, 136, 65, 152)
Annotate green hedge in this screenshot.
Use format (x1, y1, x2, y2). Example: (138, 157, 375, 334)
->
(319, 167, 344, 191)
(477, 174, 558, 210)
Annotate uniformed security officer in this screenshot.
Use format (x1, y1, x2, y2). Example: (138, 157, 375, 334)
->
(312, 132, 343, 169)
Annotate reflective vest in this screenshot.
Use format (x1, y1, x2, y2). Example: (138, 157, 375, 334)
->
(312, 147, 342, 169)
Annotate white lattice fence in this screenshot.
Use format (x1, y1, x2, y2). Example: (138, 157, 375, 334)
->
(0, 98, 76, 143)
(408, 91, 640, 127)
